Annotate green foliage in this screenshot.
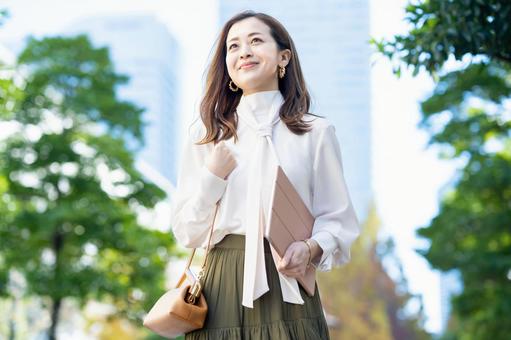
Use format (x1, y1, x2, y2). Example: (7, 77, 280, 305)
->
(0, 7, 17, 300)
(16, 34, 146, 143)
(415, 62, 511, 339)
(0, 9, 22, 121)
(419, 62, 511, 156)
(372, 0, 511, 76)
(0, 176, 10, 298)
(0, 76, 23, 120)
(374, 0, 511, 339)
(0, 33, 176, 335)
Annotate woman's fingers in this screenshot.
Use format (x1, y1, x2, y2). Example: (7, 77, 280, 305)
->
(281, 258, 302, 270)
(278, 248, 294, 270)
(279, 267, 306, 278)
(277, 241, 310, 278)
(207, 141, 237, 179)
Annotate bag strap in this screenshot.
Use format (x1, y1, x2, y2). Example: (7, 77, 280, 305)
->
(182, 200, 221, 281)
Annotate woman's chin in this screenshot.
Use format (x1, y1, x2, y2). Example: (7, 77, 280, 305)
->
(237, 77, 258, 87)
(237, 80, 268, 92)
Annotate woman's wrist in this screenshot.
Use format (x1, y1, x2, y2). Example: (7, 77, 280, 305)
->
(305, 238, 323, 264)
(301, 240, 312, 267)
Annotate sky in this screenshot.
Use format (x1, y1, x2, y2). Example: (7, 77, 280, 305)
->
(0, 0, 459, 334)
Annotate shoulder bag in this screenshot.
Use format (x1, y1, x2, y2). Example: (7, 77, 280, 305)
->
(143, 201, 220, 338)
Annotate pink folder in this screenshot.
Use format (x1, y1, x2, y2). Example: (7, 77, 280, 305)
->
(265, 165, 316, 296)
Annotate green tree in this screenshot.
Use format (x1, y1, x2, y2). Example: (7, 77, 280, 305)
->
(373, 1, 511, 339)
(372, 0, 511, 77)
(0, 7, 11, 297)
(0, 8, 22, 123)
(0, 8, 27, 340)
(0, 34, 175, 339)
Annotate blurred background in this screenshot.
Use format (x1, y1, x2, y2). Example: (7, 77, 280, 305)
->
(0, 0, 509, 339)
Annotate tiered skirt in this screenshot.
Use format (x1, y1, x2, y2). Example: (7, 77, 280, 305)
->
(185, 234, 330, 340)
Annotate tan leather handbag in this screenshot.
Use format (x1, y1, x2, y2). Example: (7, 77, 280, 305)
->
(143, 202, 220, 339)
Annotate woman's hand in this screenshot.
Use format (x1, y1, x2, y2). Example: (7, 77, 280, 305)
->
(277, 239, 323, 278)
(206, 140, 237, 179)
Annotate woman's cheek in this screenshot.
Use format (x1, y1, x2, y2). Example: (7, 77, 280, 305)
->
(226, 56, 235, 73)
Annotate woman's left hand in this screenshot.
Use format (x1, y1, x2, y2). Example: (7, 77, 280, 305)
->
(276, 241, 311, 278)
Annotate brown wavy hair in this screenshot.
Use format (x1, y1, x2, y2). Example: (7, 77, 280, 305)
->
(194, 10, 323, 145)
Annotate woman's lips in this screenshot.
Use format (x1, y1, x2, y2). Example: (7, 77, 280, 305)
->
(240, 63, 258, 69)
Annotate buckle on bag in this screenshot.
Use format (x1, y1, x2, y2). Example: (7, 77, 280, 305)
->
(186, 281, 202, 304)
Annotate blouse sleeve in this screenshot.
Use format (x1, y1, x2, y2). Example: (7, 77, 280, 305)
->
(309, 124, 361, 271)
(170, 121, 228, 248)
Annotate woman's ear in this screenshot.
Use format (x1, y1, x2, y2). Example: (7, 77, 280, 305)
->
(280, 49, 291, 67)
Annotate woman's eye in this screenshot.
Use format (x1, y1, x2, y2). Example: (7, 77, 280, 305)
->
(228, 38, 261, 50)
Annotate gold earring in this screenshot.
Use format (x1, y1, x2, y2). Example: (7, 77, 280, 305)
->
(278, 65, 286, 79)
(228, 80, 239, 92)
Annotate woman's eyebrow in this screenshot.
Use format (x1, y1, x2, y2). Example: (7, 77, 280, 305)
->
(227, 32, 263, 43)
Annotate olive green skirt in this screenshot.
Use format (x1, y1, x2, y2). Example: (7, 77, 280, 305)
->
(185, 234, 330, 340)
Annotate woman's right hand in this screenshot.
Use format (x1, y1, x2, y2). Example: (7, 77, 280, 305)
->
(206, 140, 237, 180)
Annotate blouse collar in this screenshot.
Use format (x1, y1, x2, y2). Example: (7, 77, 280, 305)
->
(237, 90, 284, 124)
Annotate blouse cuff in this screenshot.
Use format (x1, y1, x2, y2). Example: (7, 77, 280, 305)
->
(310, 230, 337, 271)
(197, 165, 228, 207)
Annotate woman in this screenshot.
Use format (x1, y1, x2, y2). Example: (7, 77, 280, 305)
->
(170, 10, 361, 339)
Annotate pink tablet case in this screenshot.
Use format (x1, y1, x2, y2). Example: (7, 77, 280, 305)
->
(265, 165, 316, 296)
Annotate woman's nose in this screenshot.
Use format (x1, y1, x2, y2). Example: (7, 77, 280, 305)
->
(239, 44, 253, 58)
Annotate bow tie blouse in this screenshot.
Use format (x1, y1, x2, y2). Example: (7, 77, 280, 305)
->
(170, 90, 361, 308)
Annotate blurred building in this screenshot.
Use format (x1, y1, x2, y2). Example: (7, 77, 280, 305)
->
(65, 14, 181, 185)
(218, 0, 373, 222)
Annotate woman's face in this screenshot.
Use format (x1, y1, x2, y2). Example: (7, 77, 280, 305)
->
(225, 17, 290, 96)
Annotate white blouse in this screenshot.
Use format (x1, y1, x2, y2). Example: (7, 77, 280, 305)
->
(170, 90, 361, 306)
